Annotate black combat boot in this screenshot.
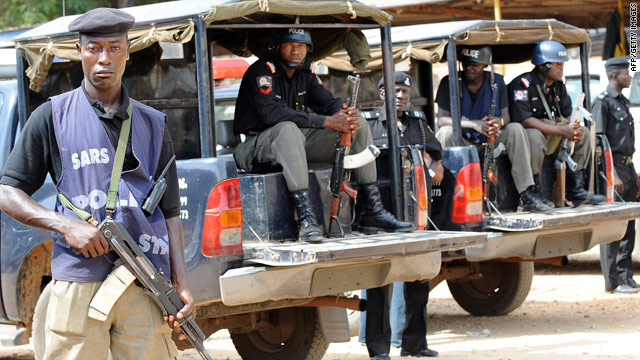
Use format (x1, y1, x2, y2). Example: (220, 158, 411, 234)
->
(291, 190, 324, 243)
(519, 187, 552, 214)
(533, 174, 554, 208)
(358, 183, 414, 234)
(566, 170, 605, 206)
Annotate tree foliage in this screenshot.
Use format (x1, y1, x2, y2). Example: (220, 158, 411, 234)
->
(0, 0, 167, 29)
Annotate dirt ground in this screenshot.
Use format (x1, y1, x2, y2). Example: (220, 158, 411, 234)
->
(1, 259, 638, 360)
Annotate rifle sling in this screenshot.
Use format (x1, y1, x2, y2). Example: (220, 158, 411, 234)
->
(58, 103, 132, 222)
(536, 85, 558, 124)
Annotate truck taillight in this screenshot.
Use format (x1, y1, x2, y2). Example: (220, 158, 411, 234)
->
(604, 149, 615, 202)
(202, 178, 243, 257)
(414, 165, 429, 230)
(452, 163, 483, 224)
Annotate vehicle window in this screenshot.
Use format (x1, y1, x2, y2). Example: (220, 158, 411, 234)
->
(215, 100, 238, 153)
(215, 100, 236, 122)
(629, 72, 640, 106)
(565, 76, 600, 106)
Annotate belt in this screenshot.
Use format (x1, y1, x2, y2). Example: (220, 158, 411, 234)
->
(613, 154, 634, 165)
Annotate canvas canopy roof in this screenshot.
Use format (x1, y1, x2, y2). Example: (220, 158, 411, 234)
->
(14, 0, 390, 91)
(321, 19, 590, 71)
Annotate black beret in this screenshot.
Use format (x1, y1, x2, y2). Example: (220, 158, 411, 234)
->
(378, 71, 412, 89)
(69, 8, 135, 36)
(605, 56, 630, 71)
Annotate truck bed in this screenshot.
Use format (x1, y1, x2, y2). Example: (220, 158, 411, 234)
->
(465, 202, 640, 261)
(220, 231, 486, 306)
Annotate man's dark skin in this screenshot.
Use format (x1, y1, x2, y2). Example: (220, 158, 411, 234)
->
(378, 84, 444, 182)
(0, 33, 193, 339)
(521, 62, 582, 142)
(605, 66, 640, 196)
(279, 41, 360, 133)
(437, 63, 507, 140)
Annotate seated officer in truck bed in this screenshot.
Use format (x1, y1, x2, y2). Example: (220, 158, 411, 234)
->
(508, 40, 605, 206)
(435, 45, 552, 213)
(233, 28, 412, 242)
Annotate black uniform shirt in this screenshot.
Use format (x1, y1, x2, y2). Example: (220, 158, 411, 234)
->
(593, 85, 635, 156)
(0, 84, 180, 218)
(508, 68, 572, 123)
(233, 58, 343, 135)
(365, 105, 442, 161)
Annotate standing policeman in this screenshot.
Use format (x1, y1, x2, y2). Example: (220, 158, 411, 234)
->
(233, 28, 412, 242)
(0, 8, 193, 359)
(593, 57, 640, 294)
(508, 40, 605, 206)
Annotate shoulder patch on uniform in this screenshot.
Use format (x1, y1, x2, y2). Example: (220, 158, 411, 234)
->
(513, 89, 528, 101)
(257, 75, 273, 95)
(520, 77, 530, 88)
(265, 61, 276, 74)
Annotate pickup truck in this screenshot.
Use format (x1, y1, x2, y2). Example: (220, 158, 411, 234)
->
(0, 1, 486, 359)
(321, 19, 640, 318)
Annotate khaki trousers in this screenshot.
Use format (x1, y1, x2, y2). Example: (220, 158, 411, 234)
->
(525, 126, 591, 175)
(236, 119, 377, 192)
(436, 123, 534, 193)
(44, 280, 177, 360)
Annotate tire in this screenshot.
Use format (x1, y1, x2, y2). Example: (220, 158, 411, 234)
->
(447, 261, 533, 316)
(32, 281, 52, 360)
(230, 307, 329, 360)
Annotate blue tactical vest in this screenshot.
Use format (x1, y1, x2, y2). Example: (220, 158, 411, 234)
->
(50, 87, 170, 282)
(460, 72, 502, 144)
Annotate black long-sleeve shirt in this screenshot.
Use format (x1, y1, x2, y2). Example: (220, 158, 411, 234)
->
(233, 58, 343, 135)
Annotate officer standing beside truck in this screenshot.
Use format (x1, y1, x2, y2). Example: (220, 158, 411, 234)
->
(233, 28, 412, 243)
(0, 8, 193, 359)
(508, 40, 605, 206)
(592, 56, 640, 294)
(435, 45, 552, 213)
(362, 72, 439, 359)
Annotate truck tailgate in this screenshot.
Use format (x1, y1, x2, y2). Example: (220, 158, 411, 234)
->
(219, 231, 486, 306)
(467, 203, 640, 261)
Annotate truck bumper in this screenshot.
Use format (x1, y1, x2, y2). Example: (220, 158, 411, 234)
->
(465, 203, 640, 261)
(219, 231, 486, 306)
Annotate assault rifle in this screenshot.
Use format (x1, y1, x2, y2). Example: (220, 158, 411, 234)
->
(482, 61, 499, 215)
(99, 219, 213, 360)
(329, 75, 360, 237)
(553, 93, 584, 206)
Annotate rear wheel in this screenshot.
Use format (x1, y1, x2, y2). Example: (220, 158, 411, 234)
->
(447, 261, 533, 316)
(230, 307, 328, 360)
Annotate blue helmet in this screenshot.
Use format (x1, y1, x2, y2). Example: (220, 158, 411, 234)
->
(531, 40, 568, 65)
(270, 27, 313, 52)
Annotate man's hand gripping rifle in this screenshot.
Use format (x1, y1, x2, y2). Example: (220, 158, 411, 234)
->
(329, 75, 380, 236)
(98, 219, 213, 360)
